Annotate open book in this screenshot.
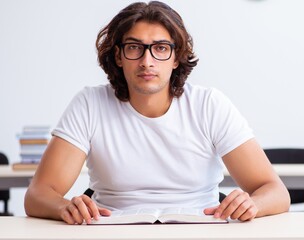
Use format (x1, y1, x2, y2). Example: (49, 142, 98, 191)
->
(89, 207, 228, 225)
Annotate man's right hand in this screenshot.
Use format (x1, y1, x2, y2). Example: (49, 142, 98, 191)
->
(60, 194, 111, 224)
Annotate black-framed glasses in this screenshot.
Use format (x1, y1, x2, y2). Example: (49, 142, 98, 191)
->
(120, 42, 175, 61)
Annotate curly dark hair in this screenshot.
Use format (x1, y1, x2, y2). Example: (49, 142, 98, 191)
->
(96, 1, 198, 101)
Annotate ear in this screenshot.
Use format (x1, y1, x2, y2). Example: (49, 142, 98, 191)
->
(173, 60, 179, 69)
(115, 45, 122, 67)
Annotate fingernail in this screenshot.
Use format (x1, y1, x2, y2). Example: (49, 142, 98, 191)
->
(214, 212, 220, 218)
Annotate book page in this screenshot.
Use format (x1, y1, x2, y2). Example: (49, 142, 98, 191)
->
(89, 208, 161, 225)
(158, 207, 228, 224)
(89, 207, 227, 225)
(160, 207, 201, 215)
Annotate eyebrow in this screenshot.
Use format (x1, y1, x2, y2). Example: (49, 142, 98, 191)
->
(123, 37, 172, 44)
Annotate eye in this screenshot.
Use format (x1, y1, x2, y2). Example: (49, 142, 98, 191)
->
(126, 44, 143, 50)
(154, 44, 169, 52)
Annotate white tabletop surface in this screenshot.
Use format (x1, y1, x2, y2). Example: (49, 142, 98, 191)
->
(0, 165, 36, 177)
(0, 212, 303, 240)
(222, 163, 304, 176)
(1, 163, 303, 177)
(1, 164, 304, 189)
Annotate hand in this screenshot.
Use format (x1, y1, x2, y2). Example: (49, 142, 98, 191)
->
(60, 194, 111, 225)
(204, 189, 258, 221)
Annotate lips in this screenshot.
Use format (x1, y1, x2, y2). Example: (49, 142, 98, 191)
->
(137, 72, 157, 80)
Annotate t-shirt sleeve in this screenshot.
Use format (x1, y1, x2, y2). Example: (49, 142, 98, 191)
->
(206, 89, 254, 157)
(51, 88, 92, 155)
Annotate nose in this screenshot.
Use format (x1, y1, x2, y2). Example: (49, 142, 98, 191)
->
(139, 48, 155, 68)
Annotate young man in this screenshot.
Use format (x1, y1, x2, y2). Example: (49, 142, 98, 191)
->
(24, 1, 290, 225)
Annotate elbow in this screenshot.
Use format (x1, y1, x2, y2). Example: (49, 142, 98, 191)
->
(24, 189, 31, 216)
(24, 187, 35, 217)
(284, 187, 291, 212)
(277, 182, 291, 213)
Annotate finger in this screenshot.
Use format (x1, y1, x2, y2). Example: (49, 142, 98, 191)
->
(216, 190, 248, 219)
(230, 198, 251, 220)
(214, 189, 241, 218)
(238, 205, 258, 222)
(71, 196, 94, 224)
(220, 193, 248, 220)
(99, 208, 112, 217)
(67, 202, 84, 224)
(203, 206, 218, 215)
(61, 208, 77, 225)
(81, 195, 101, 220)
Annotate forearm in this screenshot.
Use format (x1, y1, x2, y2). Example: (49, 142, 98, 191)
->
(24, 184, 70, 221)
(23, 137, 88, 221)
(251, 181, 290, 217)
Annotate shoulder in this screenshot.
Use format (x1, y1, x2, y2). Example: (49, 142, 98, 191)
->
(78, 84, 113, 98)
(72, 84, 115, 104)
(182, 82, 229, 106)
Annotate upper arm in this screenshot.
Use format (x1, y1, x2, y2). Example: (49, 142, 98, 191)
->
(222, 138, 281, 194)
(30, 136, 87, 196)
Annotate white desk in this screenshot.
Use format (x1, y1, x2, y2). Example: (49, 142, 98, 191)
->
(0, 165, 35, 189)
(0, 165, 88, 190)
(1, 164, 304, 190)
(0, 213, 303, 240)
(220, 164, 304, 189)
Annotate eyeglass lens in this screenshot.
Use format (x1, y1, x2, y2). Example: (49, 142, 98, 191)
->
(122, 43, 174, 61)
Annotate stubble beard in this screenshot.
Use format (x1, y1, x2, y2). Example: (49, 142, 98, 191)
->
(132, 80, 170, 95)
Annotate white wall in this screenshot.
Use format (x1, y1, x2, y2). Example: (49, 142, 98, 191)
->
(1, 0, 304, 216)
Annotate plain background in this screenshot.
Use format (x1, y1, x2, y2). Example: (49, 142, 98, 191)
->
(1, 0, 304, 216)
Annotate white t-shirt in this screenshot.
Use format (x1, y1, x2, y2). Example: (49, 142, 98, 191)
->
(52, 82, 254, 210)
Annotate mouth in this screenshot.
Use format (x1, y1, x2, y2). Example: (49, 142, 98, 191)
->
(137, 72, 157, 81)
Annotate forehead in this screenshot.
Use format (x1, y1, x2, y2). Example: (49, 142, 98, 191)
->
(122, 21, 173, 43)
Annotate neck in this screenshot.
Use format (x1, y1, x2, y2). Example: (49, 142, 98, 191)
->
(129, 93, 173, 118)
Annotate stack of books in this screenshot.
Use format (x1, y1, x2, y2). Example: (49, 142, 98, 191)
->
(13, 126, 51, 170)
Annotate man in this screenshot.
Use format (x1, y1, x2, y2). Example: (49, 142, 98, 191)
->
(24, 1, 290, 225)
